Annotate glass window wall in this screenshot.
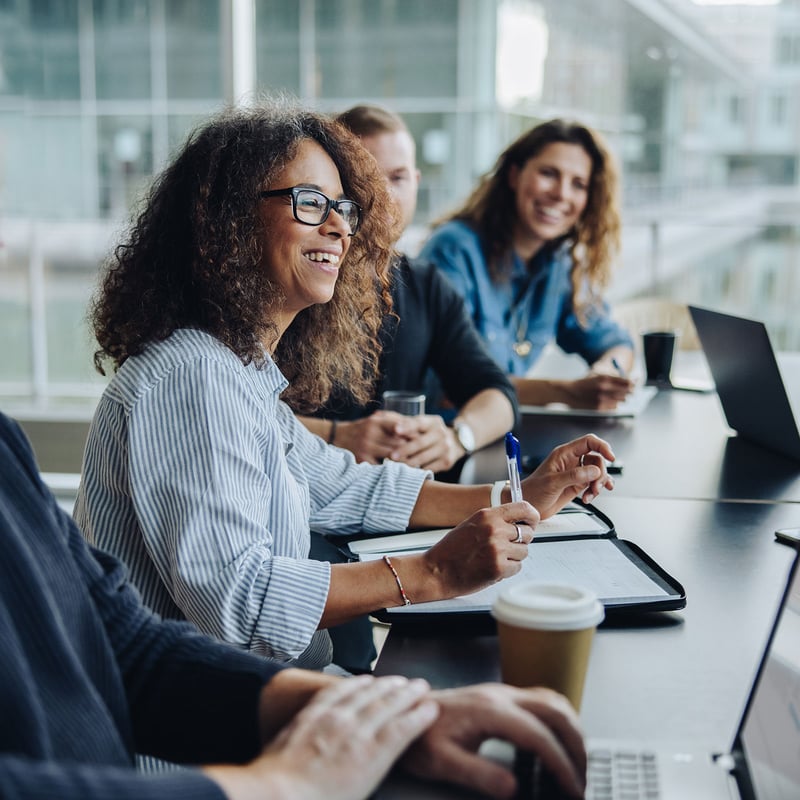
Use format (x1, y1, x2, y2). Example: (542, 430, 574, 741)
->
(26, 0, 81, 100)
(255, 0, 301, 95)
(94, 0, 152, 99)
(96, 115, 153, 217)
(313, 0, 459, 98)
(166, 0, 221, 99)
(4, 0, 800, 407)
(0, 249, 33, 392)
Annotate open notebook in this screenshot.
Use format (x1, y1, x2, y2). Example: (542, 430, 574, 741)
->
(348, 504, 685, 621)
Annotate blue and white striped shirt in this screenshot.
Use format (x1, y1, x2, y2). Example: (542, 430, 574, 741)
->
(74, 328, 429, 668)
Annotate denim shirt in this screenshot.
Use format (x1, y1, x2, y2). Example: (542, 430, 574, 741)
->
(419, 220, 633, 376)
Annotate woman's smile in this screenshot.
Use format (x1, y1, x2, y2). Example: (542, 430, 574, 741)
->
(303, 248, 342, 272)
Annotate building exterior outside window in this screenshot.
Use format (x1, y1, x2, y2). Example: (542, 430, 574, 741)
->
(2, 0, 800, 405)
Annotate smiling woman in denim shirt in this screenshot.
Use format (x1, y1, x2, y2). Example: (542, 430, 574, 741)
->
(419, 119, 635, 411)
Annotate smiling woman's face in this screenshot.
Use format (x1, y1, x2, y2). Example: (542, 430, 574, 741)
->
(257, 138, 353, 334)
(508, 141, 592, 260)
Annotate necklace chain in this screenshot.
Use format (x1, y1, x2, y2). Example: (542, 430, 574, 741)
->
(513, 338, 532, 357)
(512, 274, 533, 358)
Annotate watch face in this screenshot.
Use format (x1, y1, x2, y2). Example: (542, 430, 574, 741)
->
(455, 422, 476, 453)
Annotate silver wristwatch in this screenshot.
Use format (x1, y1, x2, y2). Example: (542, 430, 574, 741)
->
(453, 420, 476, 454)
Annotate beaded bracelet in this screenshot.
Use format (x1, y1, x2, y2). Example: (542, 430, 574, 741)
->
(383, 555, 412, 606)
(327, 419, 338, 445)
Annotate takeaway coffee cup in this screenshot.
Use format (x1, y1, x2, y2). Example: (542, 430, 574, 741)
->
(492, 582, 604, 710)
(642, 330, 677, 386)
(382, 390, 425, 416)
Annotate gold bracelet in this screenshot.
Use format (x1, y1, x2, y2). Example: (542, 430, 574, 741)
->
(383, 555, 412, 606)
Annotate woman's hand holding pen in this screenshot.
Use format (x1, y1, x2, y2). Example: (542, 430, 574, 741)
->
(565, 350, 636, 410)
(521, 433, 616, 519)
(422, 505, 538, 598)
(560, 373, 634, 410)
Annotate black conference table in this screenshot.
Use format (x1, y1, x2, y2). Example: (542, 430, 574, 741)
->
(375, 496, 797, 743)
(461, 378, 800, 503)
(374, 356, 800, 797)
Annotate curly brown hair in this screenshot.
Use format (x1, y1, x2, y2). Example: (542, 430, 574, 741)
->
(91, 101, 396, 412)
(446, 119, 621, 321)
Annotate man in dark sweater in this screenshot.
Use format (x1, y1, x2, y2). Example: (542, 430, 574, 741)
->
(0, 411, 586, 799)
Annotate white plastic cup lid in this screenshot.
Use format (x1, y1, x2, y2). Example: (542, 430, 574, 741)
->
(491, 581, 605, 631)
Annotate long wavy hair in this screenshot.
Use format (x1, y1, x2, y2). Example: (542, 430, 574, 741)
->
(91, 102, 395, 412)
(446, 119, 620, 320)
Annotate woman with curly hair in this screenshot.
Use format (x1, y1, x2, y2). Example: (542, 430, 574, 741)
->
(74, 103, 616, 672)
(420, 119, 635, 411)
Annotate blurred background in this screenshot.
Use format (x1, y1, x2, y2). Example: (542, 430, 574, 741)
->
(2, 0, 800, 414)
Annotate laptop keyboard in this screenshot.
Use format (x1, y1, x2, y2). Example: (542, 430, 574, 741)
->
(587, 749, 660, 799)
(514, 748, 661, 799)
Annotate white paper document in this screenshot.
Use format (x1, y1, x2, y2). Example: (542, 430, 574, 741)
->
(354, 537, 669, 616)
(520, 385, 657, 418)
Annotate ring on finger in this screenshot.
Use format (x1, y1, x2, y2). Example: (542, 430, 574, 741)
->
(513, 523, 524, 543)
(579, 453, 586, 467)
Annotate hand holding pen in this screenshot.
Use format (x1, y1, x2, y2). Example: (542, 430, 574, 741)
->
(611, 357, 627, 379)
(516, 433, 617, 520)
(563, 368, 633, 410)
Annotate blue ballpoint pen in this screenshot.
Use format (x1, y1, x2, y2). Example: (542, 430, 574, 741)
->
(611, 357, 627, 379)
(504, 432, 523, 503)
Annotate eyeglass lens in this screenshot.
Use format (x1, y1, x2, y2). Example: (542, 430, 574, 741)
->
(295, 189, 360, 234)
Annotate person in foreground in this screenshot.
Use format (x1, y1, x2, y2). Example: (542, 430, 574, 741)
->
(74, 103, 616, 674)
(0, 411, 587, 799)
(419, 118, 635, 411)
(296, 104, 517, 474)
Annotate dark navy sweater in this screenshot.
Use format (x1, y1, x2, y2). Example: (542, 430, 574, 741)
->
(0, 413, 282, 798)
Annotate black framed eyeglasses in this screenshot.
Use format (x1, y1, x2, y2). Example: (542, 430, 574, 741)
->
(259, 186, 362, 236)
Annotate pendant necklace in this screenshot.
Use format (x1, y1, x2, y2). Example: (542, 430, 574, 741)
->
(511, 272, 534, 358)
(513, 336, 532, 358)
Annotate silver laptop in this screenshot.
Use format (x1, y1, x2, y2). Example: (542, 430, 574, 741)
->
(376, 548, 800, 799)
(689, 305, 800, 461)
